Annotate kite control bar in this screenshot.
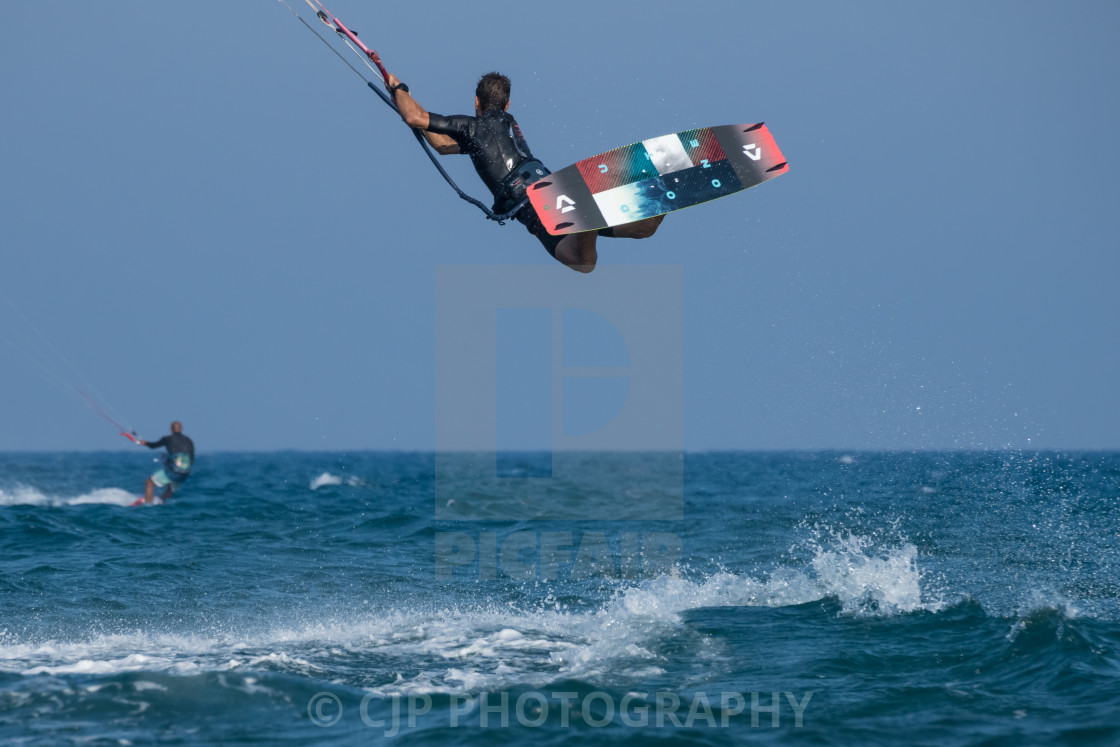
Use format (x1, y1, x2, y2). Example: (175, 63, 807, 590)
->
(309, 1, 391, 82)
(78, 391, 140, 444)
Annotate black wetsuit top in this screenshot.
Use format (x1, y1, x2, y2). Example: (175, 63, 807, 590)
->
(426, 110, 539, 204)
(145, 433, 195, 475)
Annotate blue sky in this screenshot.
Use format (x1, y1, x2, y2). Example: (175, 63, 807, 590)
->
(2, 1, 1117, 451)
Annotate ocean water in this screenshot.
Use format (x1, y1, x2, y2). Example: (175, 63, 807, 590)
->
(1, 451, 1118, 745)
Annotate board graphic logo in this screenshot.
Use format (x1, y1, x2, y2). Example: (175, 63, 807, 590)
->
(557, 195, 577, 214)
(743, 144, 762, 161)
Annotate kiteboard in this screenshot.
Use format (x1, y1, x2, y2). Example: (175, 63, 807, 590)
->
(528, 123, 788, 236)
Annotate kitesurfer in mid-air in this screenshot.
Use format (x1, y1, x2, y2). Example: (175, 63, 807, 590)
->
(138, 421, 194, 503)
(384, 71, 664, 273)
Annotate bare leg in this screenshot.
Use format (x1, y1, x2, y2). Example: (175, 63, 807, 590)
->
(613, 213, 665, 239)
(553, 231, 599, 273)
(143, 478, 156, 504)
(161, 486, 174, 502)
(551, 214, 665, 272)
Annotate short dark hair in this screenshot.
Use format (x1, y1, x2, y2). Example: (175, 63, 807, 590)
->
(476, 72, 511, 112)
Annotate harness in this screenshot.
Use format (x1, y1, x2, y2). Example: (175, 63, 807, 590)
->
(166, 450, 193, 476)
(492, 159, 551, 216)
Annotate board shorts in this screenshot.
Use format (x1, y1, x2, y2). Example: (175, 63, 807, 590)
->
(515, 208, 616, 258)
(493, 159, 564, 258)
(516, 203, 566, 257)
(150, 467, 189, 492)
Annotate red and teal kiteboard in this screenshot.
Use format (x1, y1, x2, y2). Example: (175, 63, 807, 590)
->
(528, 123, 788, 235)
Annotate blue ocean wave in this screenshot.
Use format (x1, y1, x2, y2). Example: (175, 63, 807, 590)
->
(0, 451, 1118, 744)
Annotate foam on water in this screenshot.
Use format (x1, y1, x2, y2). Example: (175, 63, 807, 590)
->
(809, 535, 931, 614)
(309, 472, 364, 490)
(0, 484, 135, 507)
(0, 531, 937, 692)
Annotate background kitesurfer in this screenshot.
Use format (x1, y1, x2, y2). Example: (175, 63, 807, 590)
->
(385, 70, 664, 273)
(138, 421, 194, 503)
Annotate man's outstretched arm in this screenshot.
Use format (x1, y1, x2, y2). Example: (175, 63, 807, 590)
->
(386, 73, 459, 155)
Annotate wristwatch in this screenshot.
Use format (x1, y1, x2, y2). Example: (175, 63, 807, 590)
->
(388, 82, 410, 96)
